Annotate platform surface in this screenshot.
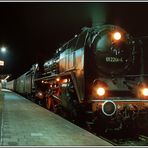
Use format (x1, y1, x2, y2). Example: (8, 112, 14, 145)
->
(0, 89, 112, 146)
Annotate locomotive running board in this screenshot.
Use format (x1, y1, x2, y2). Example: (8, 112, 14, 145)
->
(34, 69, 76, 81)
(34, 72, 71, 81)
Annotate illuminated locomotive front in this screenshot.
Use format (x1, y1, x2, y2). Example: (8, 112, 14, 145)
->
(34, 24, 148, 134)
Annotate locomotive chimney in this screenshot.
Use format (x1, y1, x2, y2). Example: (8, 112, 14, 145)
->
(88, 3, 107, 27)
(92, 14, 106, 27)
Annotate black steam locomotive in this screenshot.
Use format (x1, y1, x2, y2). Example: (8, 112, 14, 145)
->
(4, 24, 148, 134)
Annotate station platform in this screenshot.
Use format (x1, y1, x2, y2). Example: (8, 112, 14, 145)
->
(0, 89, 112, 146)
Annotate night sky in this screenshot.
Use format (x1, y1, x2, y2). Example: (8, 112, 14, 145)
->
(0, 2, 148, 79)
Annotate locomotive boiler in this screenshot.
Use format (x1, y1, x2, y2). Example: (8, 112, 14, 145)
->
(5, 24, 148, 134)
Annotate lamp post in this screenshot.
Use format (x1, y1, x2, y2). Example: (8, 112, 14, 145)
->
(0, 46, 7, 89)
(0, 46, 7, 67)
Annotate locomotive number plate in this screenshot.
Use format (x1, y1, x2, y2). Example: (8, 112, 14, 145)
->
(106, 57, 123, 63)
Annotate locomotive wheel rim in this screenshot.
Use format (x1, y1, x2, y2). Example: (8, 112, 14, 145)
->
(102, 100, 117, 116)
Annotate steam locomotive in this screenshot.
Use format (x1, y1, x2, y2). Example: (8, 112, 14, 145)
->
(4, 24, 148, 134)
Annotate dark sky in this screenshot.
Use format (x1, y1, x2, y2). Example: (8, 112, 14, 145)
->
(0, 2, 148, 79)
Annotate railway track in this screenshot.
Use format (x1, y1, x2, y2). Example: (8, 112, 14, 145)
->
(98, 136, 118, 146)
(107, 135, 148, 146)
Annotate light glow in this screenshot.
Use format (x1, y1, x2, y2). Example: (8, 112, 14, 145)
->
(0, 60, 4, 66)
(1, 47, 6, 53)
(97, 87, 105, 96)
(142, 88, 148, 96)
(38, 92, 42, 96)
(56, 78, 60, 82)
(63, 79, 68, 83)
(113, 32, 121, 40)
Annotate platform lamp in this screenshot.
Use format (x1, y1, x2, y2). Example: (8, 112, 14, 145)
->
(0, 46, 7, 67)
(1, 46, 7, 54)
(0, 46, 7, 89)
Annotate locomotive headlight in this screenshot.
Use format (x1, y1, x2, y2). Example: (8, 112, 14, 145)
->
(142, 88, 148, 96)
(113, 32, 121, 40)
(96, 87, 105, 96)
